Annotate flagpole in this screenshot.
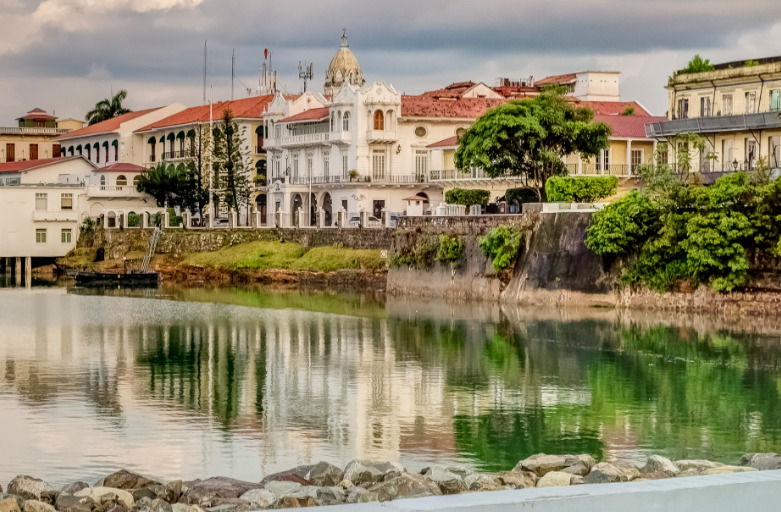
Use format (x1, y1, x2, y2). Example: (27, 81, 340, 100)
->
(209, 87, 214, 226)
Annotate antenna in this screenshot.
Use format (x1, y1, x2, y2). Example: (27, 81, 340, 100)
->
(231, 49, 235, 101)
(203, 40, 207, 105)
(298, 61, 313, 93)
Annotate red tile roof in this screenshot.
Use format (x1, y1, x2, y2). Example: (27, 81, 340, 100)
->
(137, 95, 278, 132)
(17, 108, 56, 121)
(401, 96, 505, 119)
(58, 108, 162, 140)
(427, 136, 459, 149)
(536, 73, 577, 85)
(0, 156, 92, 173)
(595, 115, 666, 138)
(578, 100, 651, 117)
(97, 162, 144, 173)
(493, 86, 539, 99)
(279, 107, 330, 124)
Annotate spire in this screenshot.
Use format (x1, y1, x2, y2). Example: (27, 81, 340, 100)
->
(341, 28, 348, 48)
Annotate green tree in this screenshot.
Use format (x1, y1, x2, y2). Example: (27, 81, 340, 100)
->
(680, 55, 715, 74)
(86, 89, 131, 125)
(212, 110, 252, 220)
(180, 126, 211, 225)
(455, 87, 611, 201)
(136, 163, 182, 207)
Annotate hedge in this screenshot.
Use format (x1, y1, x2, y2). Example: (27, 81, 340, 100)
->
(445, 188, 490, 207)
(545, 176, 618, 202)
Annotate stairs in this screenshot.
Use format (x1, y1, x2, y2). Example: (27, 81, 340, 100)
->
(141, 227, 161, 272)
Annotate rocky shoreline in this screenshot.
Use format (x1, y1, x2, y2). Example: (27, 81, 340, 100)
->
(2, 453, 780, 511)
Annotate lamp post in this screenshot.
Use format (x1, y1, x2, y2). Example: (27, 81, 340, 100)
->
(733, 159, 739, 171)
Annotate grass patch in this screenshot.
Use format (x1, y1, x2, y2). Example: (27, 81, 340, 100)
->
(58, 248, 97, 268)
(182, 241, 384, 272)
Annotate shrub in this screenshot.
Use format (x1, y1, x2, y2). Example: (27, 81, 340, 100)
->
(445, 188, 490, 207)
(505, 188, 539, 205)
(435, 234, 465, 269)
(479, 226, 525, 272)
(127, 213, 140, 227)
(390, 234, 439, 269)
(545, 176, 618, 202)
(81, 217, 96, 231)
(167, 207, 183, 227)
(586, 191, 659, 255)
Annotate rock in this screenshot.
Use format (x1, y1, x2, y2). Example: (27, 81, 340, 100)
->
(642, 455, 679, 477)
(740, 453, 781, 470)
(583, 463, 627, 484)
(536, 472, 572, 488)
(103, 473, 160, 492)
(674, 460, 724, 473)
(74, 488, 133, 509)
(280, 496, 315, 508)
(611, 460, 641, 481)
(701, 465, 757, 476)
(237, 489, 275, 509)
(24, 501, 55, 512)
(299, 462, 344, 487)
(561, 462, 589, 477)
(493, 471, 537, 489)
(145, 487, 173, 504)
(262, 482, 301, 500)
(314, 487, 344, 507)
(368, 474, 441, 502)
(343, 487, 377, 505)
(148, 500, 171, 512)
(60, 485, 89, 498)
(0, 498, 22, 512)
(343, 460, 405, 487)
(338, 480, 353, 489)
(180, 478, 262, 508)
(204, 503, 250, 512)
(514, 454, 594, 477)
(423, 466, 467, 495)
(463, 474, 501, 492)
(57, 497, 93, 512)
(130, 498, 152, 512)
(258, 467, 313, 488)
(640, 471, 673, 481)
(171, 505, 200, 512)
(129, 490, 155, 504)
(570, 476, 584, 485)
(8, 476, 57, 502)
(164, 483, 182, 505)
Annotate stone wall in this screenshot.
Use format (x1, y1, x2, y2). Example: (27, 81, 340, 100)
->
(397, 214, 534, 236)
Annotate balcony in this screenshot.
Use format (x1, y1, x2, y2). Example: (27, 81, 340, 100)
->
(646, 111, 781, 138)
(330, 131, 352, 145)
(0, 127, 69, 136)
(366, 129, 397, 143)
(86, 185, 144, 197)
(279, 132, 330, 147)
(428, 169, 492, 181)
(32, 210, 78, 222)
(162, 150, 191, 161)
(286, 174, 427, 186)
(576, 164, 632, 176)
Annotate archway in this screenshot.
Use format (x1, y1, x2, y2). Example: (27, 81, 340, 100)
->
(322, 192, 333, 226)
(107, 211, 117, 228)
(255, 194, 267, 226)
(309, 193, 318, 226)
(291, 193, 303, 227)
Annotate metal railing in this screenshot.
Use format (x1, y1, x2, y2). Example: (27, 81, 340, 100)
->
(0, 126, 69, 135)
(162, 150, 191, 160)
(646, 111, 781, 137)
(286, 174, 425, 186)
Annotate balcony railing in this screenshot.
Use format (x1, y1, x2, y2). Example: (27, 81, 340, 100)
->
(366, 129, 397, 143)
(646, 111, 781, 137)
(280, 132, 330, 146)
(429, 169, 492, 181)
(0, 127, 69, 135)
(286, 174, 427, 186)
(86, 185, 142, 197)
(162, 150, 191, 160)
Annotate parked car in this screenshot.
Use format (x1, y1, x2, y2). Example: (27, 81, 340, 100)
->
(348, 215, 381, 228)
(213, 218, 229, 227)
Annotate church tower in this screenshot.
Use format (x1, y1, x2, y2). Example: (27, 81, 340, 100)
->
(324, 29, 364, 96)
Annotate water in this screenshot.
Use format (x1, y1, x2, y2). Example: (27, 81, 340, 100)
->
(1, 284, 781, 487)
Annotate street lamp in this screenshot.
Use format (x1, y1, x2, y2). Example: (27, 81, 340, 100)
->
(732, 159, 739, 171)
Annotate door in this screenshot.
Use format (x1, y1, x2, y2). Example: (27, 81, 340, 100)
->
(53, 144, 61, 158)
(6, 143, 14, 162)
(373, 200, 385, 220)
(722, 140, 734, 171)
(30, 144, 38, 161)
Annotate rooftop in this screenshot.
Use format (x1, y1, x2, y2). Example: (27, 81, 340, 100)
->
(97, 162, 144, 173)
(136, 95, 278, 132)
(58, 108, 162, 140)
(16, 108, 57, 121)
(0, 156, 91, 174)
(279, 107, 330, 124)
(401, 95, 505, 119)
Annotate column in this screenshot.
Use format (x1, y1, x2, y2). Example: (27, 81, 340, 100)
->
(15, 258, 21, 287)
(626, 140, 632, 175)
(24, 257, 31, 288)
(577, 152, 583, 175)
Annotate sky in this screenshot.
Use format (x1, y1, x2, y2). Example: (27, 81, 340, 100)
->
(1, 0, 781, 124)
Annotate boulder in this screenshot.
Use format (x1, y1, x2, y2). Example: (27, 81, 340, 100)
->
(148, 501, 171, 512)
(422, 466, 467, 495)
(164, 482, 182, 505)
(314, 487, 344, 507)
(171, 505, 200, 512)
(674, 460, 724, 473)
(59, 485, 89, 498)
(513, 454, 594, 477)
(463, 474, 501, 492)
(701, 466, 757, 476)
(0, 498, 22, 512)
(642, 455, 679, 477)
(204, 503, 250, 512)
(570, 476, 584, 485)
(740, 453, 781, 470)
(180, 478, 261, 508)
(536, 472, 572, 488)
(306, 462, 344, 487)
(280, 497, 315, 508)
(560, 462, 589, 477)
(344, 487, 377, 505)
(343, 460, 405, 487)
(103, 473, 160, 492)
(237, 489, 275, 509)
(145, 487, 173, 504)
(257, 467, 313, 488)
(130, 498, 152, 512)
(611, 460, 641, 481)
(262, 481, 301, 500)
(368, 474, 441, 502)
(493, 471, 537, 489)
(56, 497, 93, 512)
(74, 488, 133, 509)
(129, 490, 155, 504)
(639, 471, 673, 481)
(583, 463, 627, 484)
(338, 480, 353, 489)
(8, 476, 57, 502)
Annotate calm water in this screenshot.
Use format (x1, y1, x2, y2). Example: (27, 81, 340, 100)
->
(1, 283, 781, 487)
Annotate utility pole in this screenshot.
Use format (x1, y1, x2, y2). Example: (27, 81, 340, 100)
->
(298, 61, 313, 93)
(231, 49, 235, 101)
(203, 40, 207, 106)
(209, 87, 214, 225)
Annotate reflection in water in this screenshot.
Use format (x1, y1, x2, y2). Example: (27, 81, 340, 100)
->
(1, 287, 781, 487)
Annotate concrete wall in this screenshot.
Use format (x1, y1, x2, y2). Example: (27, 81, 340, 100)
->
(319, 470, 781, 512)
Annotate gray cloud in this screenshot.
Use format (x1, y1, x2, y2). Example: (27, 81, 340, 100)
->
(1, 0, 780, 122)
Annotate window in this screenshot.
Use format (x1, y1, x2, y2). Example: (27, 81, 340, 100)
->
(771, 90, 781, 112)
(745, 91, 757, 114)
(6, 143, 14, 162)
(61, 193, 73, 211)
(656, 143, 669, 166)
(415, 150, 428, 180)
(372, 149, 385, 180)
(306, 153, 313, 178)
(116, 175, 127, 187)
(100, 175, 106, 189)
(323, 154, 330, 179)
(373, 110, 384, 130)
(342, 112, 350, 131)
(30, 143, 38, 161)
(676, 98, 689, 119)
(275, 125, 282, 139)
(746, 138, 757, 169)
(133, 175, 140, 187)
(596, 149, 610, 172)
(330, 114, 335, 132)
(61, 229, 72, 244)
(415, 126, 427, 138)
(722, 94, 733, 115)
(35, 193, 47, 211)
(700, 97, 711, 117)
(631, 149, 643, 173)
(293, 156, 299, 180)
(342, 152, 348, 179)
(722, 139, 734, 170)
(53, 144, 61, 158)
(35, 229, 46, 244)
(114, 144, 118, 161)
(86, 146, 91, 160)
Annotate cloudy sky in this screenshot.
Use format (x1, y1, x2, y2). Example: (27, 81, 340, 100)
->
(1, 0, 781, 123)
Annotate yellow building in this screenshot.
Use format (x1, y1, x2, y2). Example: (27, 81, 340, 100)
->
(0, 109, 80, 163)
(646, 56, 781, 172)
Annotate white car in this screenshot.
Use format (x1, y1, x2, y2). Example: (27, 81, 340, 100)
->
(348, 215, 381, 227)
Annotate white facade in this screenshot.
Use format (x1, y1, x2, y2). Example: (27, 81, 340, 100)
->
(573, 71, 621, 101)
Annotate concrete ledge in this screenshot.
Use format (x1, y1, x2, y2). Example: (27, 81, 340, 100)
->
(316, 471, 781, 512)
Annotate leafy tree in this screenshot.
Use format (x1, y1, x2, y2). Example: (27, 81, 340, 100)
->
(212, 110, 252, 221)
(455, 87, 611, 201)
(479, 226, 525, 272)
(680, 55, 715, 74)
(445, 188, 490, 207)
(86, 90, 131, 125)
(505, 188, 539, 206)
(181, 126, 211, 225)
(545, 176, 618, 202)
(435, 235, 465, 270)
(585, 191, 659, 256)
(136, 163, 182, 207)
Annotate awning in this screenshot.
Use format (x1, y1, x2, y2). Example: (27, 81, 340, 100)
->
(176, 131, 185, 139)
(255, 125, 263, 135)
(186, 129, 196, 138)
(111, 139, 118, 147)
(93, 142, 99, 149)
(159, 136, 165, 143)
(147, 136, 156, 144)
(102, 140, 109, 148)
(166, 133, 175, 141)
(75, 144, 82, 151)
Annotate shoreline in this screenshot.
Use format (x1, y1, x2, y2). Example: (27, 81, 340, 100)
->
(1, 453, 778, 511)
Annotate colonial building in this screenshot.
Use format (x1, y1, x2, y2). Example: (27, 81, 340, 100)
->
(646, 56, 781, 172)
(0, 109, 80, 163)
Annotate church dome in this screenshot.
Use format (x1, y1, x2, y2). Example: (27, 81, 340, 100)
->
(325, 30, 363, 94)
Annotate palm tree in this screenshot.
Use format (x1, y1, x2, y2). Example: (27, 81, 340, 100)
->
(136, 163, 181, 207)
(86, 90, 131, 125)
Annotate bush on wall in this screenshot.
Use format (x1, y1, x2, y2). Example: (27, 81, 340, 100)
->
(545, 176, 618, 202)
(445, 188, 491, 207)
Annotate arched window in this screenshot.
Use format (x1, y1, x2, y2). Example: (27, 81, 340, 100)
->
(373, 110, 384, 130)
(99, 175, 106, 189)
(330, 113, 335, 132)
(336, 112, 342, 131)
(148, 137, 156, 162)
(132, 175, 140, 187)
(342, 112, 350, 131)
(86, 146, 91, 160)
(116, 175, 127, 187)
